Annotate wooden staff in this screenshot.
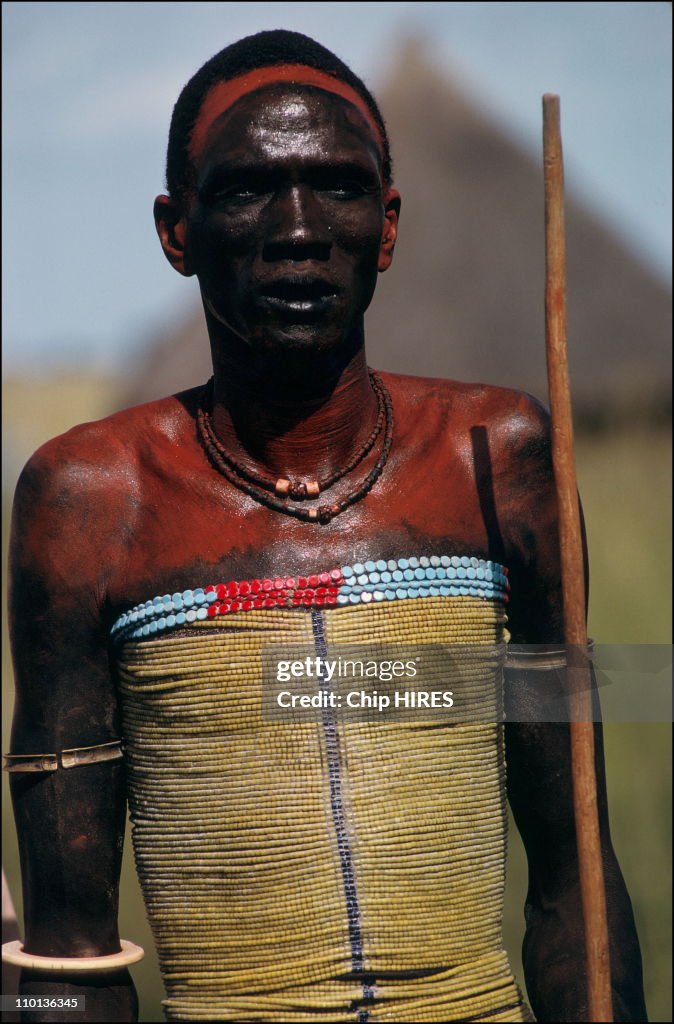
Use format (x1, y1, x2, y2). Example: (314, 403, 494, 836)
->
(542, 93, 613, 1022)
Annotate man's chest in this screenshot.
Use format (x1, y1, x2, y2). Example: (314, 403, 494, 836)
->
(107, 475, 496, 619)
(104, 407, 511, 626)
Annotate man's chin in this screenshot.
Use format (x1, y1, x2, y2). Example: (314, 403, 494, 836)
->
(244, 323, 350, 356)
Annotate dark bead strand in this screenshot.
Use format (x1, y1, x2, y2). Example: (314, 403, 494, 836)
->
(198, 371, 386, 498)
(196, 372, 394, 524)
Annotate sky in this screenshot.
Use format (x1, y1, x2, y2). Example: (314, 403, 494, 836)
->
(3, 1, 671, 373)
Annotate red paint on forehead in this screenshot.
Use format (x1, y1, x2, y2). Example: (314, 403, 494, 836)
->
(188, 64, 385, 162)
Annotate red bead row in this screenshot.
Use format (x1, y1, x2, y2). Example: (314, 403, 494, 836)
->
(203, 570, 344, 617)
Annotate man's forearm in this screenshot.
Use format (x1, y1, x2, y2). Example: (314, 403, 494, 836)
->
(522, 870, 647, 1023)
(506, 715, 647, 1023)
(10, 760, 127, 955)
(9, 761, 138, 1022)
(18, 969, 138, 1024)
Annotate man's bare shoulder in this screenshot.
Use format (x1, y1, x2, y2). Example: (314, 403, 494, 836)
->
(17, 388, 200, 488)
(12, 388, 202, 530)
(381, 370, 551, 452)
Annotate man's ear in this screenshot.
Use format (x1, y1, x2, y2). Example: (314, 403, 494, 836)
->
(153, 194, 194, 277)
(378, 188, 401, 273)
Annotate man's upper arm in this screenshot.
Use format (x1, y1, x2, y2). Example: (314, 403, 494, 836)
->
(487, 391, 567, 645)
(8, 435, 128, 956)
(494, 392, 596, 869)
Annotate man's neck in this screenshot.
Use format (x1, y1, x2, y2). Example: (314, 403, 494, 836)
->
(207, 325, 379, 483)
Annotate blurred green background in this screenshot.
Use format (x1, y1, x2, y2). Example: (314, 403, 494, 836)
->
(2, 374, 671, 1020)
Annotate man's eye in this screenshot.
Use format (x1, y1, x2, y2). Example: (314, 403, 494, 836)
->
(201, 183, 268, 205)
(224, 189, 261, 203)
(323, 180, 379, 199)
(219, 189, 261, 204)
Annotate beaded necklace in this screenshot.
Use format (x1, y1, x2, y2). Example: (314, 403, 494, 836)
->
(196, 370, 394, 524)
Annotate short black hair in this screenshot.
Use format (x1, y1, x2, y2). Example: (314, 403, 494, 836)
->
(165, 29, 392, 202)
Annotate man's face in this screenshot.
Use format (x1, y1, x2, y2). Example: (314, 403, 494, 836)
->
(180, 83, 398, 354)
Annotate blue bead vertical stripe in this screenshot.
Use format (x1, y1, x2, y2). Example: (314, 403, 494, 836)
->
(310, 609, 375, 1022)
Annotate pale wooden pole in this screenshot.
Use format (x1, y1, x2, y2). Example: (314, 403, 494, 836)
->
(542, 93, 613, 1022)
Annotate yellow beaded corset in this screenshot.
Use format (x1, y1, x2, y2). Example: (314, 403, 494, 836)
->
(112, 556, 532, 1022)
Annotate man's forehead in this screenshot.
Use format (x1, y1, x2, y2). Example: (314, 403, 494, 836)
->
(188, 64, 385, 167)
(197, 85, 382, 168)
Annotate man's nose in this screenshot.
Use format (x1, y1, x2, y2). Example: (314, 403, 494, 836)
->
(263, 184, 331, 262)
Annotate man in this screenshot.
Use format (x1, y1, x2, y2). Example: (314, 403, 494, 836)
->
(6, 29, 646, 1023)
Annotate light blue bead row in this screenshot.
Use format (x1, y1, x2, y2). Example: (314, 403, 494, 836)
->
(335, 582, 505, 605)
(123, 605, 211, 639)
(341, 555, 506, 582)
(340, 567, 506, 586)
(340, 581, 507, 597)
(112, 587, 217, 635)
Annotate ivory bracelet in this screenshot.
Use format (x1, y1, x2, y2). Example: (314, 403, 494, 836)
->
(1, 939, 144, 971)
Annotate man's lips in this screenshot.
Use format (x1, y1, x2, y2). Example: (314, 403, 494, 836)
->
(257, 276, 340, 316)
